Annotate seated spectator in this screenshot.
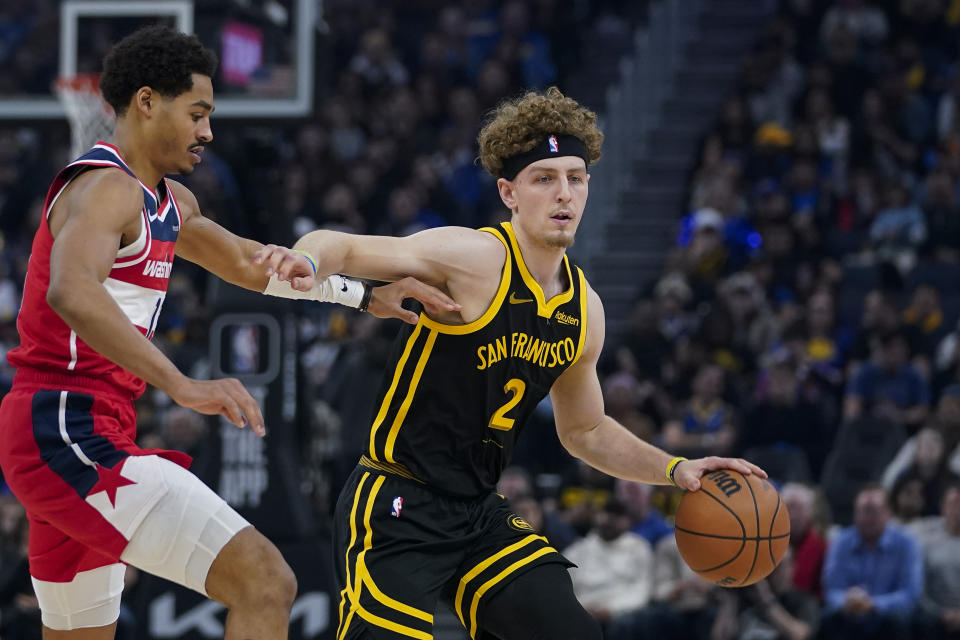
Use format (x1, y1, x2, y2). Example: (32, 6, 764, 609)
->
(847, 289, 912, 374)
(492, 0, 557, 88)
(748, 31, 805, 128)
(902, 282, 947, 368)
(654, 272, 696, 345)
(603, 372, 656, 442)
(889, 469, 930, 530)
(663, 363, 738, 457)
(719, 271, 779, 364)
(884, 387, 960, 489)
(610, 300, 669, 381)
(614, 479, 673, 546)
(673, 208, 733, 300)
(821, 485, 923, 640)
(868, 181, 927, 273)
(349, 29, 410, 88)
(920, 167, 960, 263)
(885, 428, 958, 521)
(798, 289, 851, 378)
(565, 499, 654, 630)
(806, 87, 851, 189)
(914, 480, 960, 640)
(698, 301, 750, 374)
(607, 534, 716, 640)
(740, 359, 830, 478)
(844, 329, 930, 432)
(711, 548, 819, 640)
(782, 483, 828, 600)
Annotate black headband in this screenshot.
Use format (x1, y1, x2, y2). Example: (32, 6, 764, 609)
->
(499, 134, 589, 180)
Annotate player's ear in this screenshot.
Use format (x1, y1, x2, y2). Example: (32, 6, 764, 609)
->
(134, 86, 154, 116)
(497, 177, 518, 212)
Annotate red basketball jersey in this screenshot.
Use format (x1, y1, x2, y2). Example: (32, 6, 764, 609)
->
(8, 142, 181, 398)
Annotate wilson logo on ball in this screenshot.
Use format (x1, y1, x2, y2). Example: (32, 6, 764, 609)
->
(706, 470, 742, 498)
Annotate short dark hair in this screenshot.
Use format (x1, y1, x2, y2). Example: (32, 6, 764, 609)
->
(889, 469, 924, 509)
(941, 474, 960, 501)
(100, 24, 218, 115)
(856, 482, 887, 503)
(877, 328, 909, 349)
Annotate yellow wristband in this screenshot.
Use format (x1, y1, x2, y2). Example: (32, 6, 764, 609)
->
(665, 456, 688, 486)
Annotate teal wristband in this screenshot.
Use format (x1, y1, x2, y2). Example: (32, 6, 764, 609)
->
(293, 249, 318, 276)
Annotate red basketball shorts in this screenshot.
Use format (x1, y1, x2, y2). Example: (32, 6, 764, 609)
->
(0, 380, 191, 582)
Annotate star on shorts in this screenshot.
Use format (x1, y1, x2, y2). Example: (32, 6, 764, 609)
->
(88, 458, 137, 507)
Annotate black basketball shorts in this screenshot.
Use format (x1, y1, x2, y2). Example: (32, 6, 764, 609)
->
(332, 460, 572, 640)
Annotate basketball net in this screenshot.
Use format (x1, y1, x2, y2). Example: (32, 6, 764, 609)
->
(55, 74, 116, 160)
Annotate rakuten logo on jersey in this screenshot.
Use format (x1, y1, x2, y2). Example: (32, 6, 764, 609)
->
(143, 260, 173, 278)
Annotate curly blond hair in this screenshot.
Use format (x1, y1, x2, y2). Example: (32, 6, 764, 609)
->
(477, 86, 604, 178)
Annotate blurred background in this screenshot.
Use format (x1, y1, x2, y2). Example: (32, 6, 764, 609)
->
(4, 0, 960, 638)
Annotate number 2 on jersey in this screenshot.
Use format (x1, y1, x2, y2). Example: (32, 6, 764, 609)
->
(488, 378, 527, 431)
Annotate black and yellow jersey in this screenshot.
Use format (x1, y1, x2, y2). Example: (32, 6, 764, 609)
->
(363, 221, 589, 498)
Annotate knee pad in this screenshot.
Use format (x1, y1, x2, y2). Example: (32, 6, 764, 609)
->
(120, 456, 249, 595)
(32, 564, 124, 631)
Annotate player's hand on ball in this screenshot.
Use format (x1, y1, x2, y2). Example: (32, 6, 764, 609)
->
(367, 277, 461, 325)
(674, 456, 767, 491)
(252, 244, 316, 292)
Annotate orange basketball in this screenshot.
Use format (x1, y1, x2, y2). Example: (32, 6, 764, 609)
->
(674, 469, 790, 587)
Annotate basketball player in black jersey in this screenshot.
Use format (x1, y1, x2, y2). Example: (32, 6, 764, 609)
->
(255, 87, 766, 639)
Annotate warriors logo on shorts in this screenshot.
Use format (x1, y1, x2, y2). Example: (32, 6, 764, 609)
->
(508, 514, 534, 531)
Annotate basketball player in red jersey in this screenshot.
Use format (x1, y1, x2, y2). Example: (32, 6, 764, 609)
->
(0, 25, 455, 640)
(256, 88, 767, 639)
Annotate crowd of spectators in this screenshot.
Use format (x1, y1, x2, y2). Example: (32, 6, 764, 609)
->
(2, 0, 960, 638)
(569, 0, 960, 638)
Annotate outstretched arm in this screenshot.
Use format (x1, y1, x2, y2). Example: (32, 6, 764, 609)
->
(170, 181, 459, 322)
(254, 226, 502, 287)
(550, 284, 765, 490)
(253, 226, 507, 323)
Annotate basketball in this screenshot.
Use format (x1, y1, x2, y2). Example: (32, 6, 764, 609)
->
(674, 469, 790, 587)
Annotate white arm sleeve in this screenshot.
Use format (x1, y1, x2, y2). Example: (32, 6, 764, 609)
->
(263, 274, 366, 308)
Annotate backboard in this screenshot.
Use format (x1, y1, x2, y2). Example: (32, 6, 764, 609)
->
(0, 0, 316, 119)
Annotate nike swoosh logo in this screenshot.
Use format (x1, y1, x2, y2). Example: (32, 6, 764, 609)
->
(509, 292, 534, 304)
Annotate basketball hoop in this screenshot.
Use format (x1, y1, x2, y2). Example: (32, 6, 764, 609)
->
(55, 74, 116, 160)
